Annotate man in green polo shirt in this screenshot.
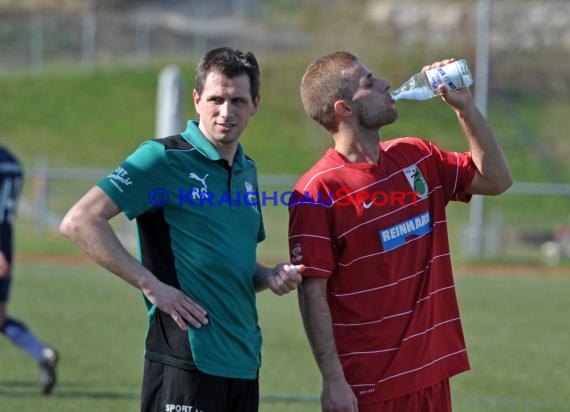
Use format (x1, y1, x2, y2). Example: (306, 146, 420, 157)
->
(60, 47, 303, 412)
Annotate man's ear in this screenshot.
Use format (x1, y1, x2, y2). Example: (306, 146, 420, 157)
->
(333, 100, 353, 118)
(192, 89, 201, 112)
(251, 94, 261, 115)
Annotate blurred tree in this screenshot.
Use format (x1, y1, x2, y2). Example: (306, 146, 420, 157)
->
(0, 0, 155, 13)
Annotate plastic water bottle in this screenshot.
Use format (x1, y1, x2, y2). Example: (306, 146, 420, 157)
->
(391, 59, 473, 101)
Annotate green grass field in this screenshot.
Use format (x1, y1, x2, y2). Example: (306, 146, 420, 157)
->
(1, 262, 569, 412)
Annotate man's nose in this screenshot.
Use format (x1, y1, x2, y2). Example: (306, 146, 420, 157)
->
(219, 101, 230, 117)
(381, 79, 391, 91)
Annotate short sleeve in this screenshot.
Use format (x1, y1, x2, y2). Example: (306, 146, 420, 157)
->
(256, 186, 266, 243)
(431, 144, 476, 203)
(97, 141, 168, 219)
(257, 213, 266, 243)
(288, 190, 336, 278)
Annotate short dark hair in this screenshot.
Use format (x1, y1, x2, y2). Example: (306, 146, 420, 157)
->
(195, 47, 260, 101)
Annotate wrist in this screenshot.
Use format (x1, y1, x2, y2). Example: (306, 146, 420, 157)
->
(253, 263, 273, 292)
(139, 272, 159, 296)
(320, 360, 347, 383)
(455, 101, 480, 120)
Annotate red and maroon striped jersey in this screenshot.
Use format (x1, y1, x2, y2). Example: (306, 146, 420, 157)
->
(289, 137, 476, 405)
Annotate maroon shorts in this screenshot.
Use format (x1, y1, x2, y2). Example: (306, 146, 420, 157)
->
(359, 379, 452, 412)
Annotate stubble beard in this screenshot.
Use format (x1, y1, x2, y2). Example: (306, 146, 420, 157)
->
(358, 107, 398, 130)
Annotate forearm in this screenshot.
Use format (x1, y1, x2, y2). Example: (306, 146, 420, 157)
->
(298, 277, 346, 382)
(61, 186, 208, 330)
(456, 103, 513, 194)
(59, 186, 158, 293)
(62, 213, 155, 291)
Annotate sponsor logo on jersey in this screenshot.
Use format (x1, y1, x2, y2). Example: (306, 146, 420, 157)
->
(379, 211, 432, 251)
(107, 167, 133, 192)
(403, 165, 428, 199)
(188, 172, 210, 199)
(164, 404, 203, 412)
(359, 387, 376, 396)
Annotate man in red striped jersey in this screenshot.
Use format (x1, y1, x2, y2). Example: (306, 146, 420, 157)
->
(289, 52, 512, 412)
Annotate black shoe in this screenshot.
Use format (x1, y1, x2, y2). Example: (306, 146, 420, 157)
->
(39, 347, 59, 395)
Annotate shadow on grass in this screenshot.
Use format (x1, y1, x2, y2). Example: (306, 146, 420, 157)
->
(0, 382, 320, 404)
(0, 380, 139, 399)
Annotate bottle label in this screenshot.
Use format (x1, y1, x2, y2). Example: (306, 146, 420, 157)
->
(425, 61, 465, 92)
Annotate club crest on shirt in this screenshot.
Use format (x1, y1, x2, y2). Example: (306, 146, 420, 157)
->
(244, 181, 260, 214)
(402, 165, 428, 199)
(244, 181, 257, 203)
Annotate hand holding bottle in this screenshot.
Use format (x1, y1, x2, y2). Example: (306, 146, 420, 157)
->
(391, 58, 473, 101)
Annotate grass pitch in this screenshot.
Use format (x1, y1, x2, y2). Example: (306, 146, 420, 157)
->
(1, 262, 569, 411)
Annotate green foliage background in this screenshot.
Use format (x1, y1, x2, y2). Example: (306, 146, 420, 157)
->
(1, 50, 568, 179)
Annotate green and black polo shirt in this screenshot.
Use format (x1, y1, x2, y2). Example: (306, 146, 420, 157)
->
(98, 121, 265, 379)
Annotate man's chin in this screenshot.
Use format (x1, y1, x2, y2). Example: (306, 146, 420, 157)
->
(382, 111, 399, 127)
(213, 134, 240, 145)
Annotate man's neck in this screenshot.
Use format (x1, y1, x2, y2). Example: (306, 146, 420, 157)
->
(333, 130, 381, 164)
(215, 143, 238, 166)
(198, 125, 239, 165)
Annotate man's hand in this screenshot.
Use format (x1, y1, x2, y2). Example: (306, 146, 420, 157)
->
(267, 263, 304, 295)
(422, 58, 474, 110)
(423, 59, 512, 195)
(321, 377, 359, 412)
(437, 81, 473, 111)
(142, 277, 208, 331)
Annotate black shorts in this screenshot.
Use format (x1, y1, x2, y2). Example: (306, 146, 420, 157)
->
(0, 277, 11, 303)
(141, 358, 259, 412)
